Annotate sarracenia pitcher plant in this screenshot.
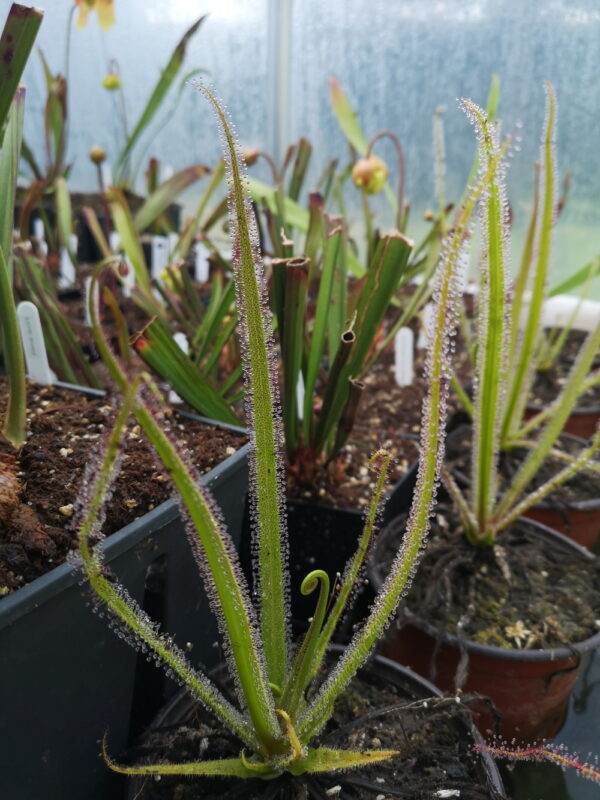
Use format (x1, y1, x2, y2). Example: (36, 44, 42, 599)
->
(78, 85, 498, 779)
(443, 85, 600, 547)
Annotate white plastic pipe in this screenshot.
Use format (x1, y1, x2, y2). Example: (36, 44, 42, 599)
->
(519, 292, 600, 332)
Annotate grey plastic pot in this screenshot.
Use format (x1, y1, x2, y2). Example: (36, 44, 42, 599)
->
(125, 644, 506, 799)
(0, 385, 249, 800)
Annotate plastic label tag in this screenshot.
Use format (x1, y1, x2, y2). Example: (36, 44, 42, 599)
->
(394, 327, 414, 386)
(17, 301, 56, 385)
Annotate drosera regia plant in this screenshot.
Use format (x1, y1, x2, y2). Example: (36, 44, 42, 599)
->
(79, 84, 498, 780)
(442, 85, 600, 546)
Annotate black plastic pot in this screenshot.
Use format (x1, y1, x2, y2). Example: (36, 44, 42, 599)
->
(125, 644, 506, 799)
(241, 462, 418, 630)
(73, 191, 182, 264)
(369, 515, 600, 741)
(0, 387, 249, 800)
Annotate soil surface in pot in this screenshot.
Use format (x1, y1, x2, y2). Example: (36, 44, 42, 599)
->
(529, 329, 600, 411)
(446, 424, 599, 509)
(285, 334, 470, 511)
(124, 663, 500, 799)
(0, 380, 246, 595)
(373, 503, 600, 650)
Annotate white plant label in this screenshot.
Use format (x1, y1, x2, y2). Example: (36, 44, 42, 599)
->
(33, 217, 44, 240)
(394, 327, 414, 386)
(101, 164, 112, 187)
(168, 333, 190, 404)
(296, 371, 305, 420)
(151, 236, 169, 281)
(168, 232, 179, 258)
(17, 301, 55, 385)
(121, 257, 136, 298)
(417, 302, 435, 349)
(59, 248, 75, 288)
(173, 332, 189, 354)
(194, 241, 210, 283)
(109, 231, 121, 253)
(58, 235, 78, 288)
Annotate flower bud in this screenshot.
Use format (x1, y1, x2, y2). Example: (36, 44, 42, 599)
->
(242, 148, 259, 166)
(89, 145, 107, 165)
(351, 155, 388, 194)
(102, 72, 121, 91)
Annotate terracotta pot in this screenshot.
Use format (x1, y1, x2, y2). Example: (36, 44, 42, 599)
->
(524, 502, 600, 552)
(447, 423, 600, 551)
(368, 516, 600, 741)
(125, 645, 506, 799)
(521, 432, 600, 551)
(525, 402, 600, 442)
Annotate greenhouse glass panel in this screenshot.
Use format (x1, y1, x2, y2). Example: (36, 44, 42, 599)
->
(289, 0, 600, 295)
(21, 0, 272, 194)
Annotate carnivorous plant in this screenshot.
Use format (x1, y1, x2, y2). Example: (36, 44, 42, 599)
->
(78, 84, 498, 779)
(443, 84, 600, 546)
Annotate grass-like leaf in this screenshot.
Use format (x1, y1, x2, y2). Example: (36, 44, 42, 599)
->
(0, 4, 43, 131)
(130, 316, 241, 426)
(114, 15, 206, 184)
(0, 85, 24, 281)
(502, 82, 557, 440)
(0, 244, 26, 446)
(134, 164, 210, 233)
(460, 99, 510, 534)
(196, 84, 290, 689)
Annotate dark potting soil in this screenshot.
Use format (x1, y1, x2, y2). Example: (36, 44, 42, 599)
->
(285, 340, 470, 511)
(446, 423, 599, 508)
(0, 380, 246, 595)
(374, 504, 600, 650)
(529, 329, 600, 411)
(123, 664, 500, 799)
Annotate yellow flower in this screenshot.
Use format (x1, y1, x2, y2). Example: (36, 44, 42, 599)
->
(75, 0, 115, 31)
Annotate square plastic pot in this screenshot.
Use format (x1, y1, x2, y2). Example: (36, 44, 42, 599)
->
(240, 462, 418, 632)
(0, 388, 249, 800)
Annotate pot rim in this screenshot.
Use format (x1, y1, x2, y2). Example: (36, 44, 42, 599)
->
(369, 513, 600, 662)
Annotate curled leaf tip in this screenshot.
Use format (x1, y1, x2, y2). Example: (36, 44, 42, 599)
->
(300, 569, 329, 597)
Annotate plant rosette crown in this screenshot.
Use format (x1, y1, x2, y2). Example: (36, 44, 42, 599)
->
(123, 647, 506, 800)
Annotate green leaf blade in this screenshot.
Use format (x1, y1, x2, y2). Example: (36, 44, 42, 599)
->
(134, 164, 210, 233)
(0, 4, 43, 131)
